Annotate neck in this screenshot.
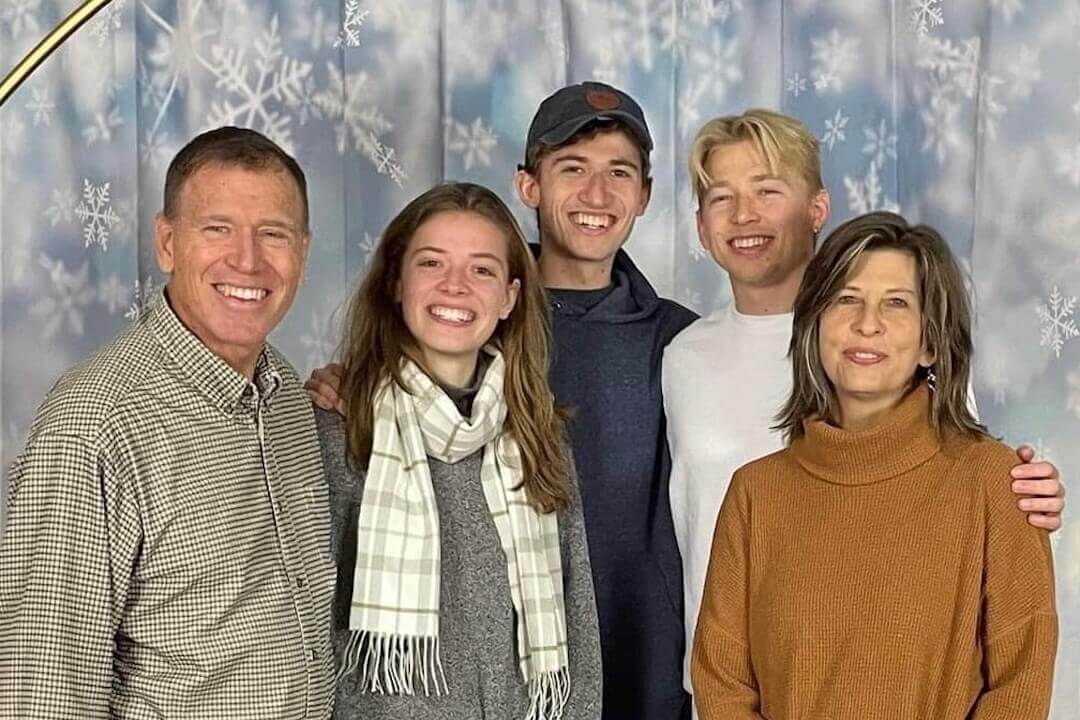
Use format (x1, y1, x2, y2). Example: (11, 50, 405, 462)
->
(539, 248, 614, 290)
(730, 271, 804, 316)
(836, 393, 907, 431)
(423, 352, 478, 389)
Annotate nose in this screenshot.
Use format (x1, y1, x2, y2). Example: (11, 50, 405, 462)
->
(227, 229, 260, 273)
(437, 263, 469, 295)
(579, 171, 609, 207)
(852, 303, 885, 336)
(731, 193, 760, 225)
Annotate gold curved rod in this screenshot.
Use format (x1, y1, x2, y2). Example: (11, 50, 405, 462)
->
(0, 0, 115, 107)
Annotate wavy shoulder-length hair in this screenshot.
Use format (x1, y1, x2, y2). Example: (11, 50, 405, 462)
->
(775, 211, 987, 441)
(338, 181, 571, 513)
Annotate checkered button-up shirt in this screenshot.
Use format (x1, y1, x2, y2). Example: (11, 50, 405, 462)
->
(0, 292, 335, 719)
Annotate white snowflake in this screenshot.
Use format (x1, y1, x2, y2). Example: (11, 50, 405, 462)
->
(581, 0, 674, 77)
(822, 109, 849, 151)
(687, 30, 742, 105)
(139, 128, 173, 170)
(447, 117, 498, 171)
(89, 0, 125, 47)
(0, 0, 41, 36)
(1006, 46, 1040, 100)
(358, 232, 379, 268)
(204, 15, 313, 153)
(313, 63, 404, 186)
(843, 160, 898, 215)
(810, 29, 860, 94)
(712, 0, 744, 22)
(82, 106, 124, 145)
(1036, 286, 1078, 358)
(29, 255, 97, 339)
(862, 118, 898, 166)
(333, 0, 369, 48)
(43, 187, 77, 226)
(919, 94, 961, 164)
(916, 35, 980, 99)
(299, 307, 341, 371)
(25, 87, 54, 126)
(125, 276, 158, 321)
(4, 112, 27, 152)
(785, 72, 808, 97)
(74, 179, 121, 250)
(910, 0, 944, 35)
(98, 274, 130, 314)
(1055, 141, 1080, 188)
(989, 0, 1023, 23)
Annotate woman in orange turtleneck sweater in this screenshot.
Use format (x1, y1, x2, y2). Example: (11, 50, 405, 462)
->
(691, 212, 1057, 719)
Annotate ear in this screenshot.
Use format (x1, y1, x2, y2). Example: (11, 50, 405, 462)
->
(515, 169, 541, 210)
(500, 278, 521, 320)
(154, 212, 176, 274)
(808, 187, 831, 235)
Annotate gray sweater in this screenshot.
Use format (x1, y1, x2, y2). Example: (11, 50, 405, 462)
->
(315, 409, 602, 720)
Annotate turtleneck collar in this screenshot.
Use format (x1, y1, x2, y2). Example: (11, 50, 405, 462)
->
(790, 384, 940, 486)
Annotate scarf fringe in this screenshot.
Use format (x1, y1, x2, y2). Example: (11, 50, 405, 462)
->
(525, 667, 571, 720)
(337, 631, 448, 697)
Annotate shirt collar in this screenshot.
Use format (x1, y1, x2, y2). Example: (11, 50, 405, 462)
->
(147, 290, 284, 415)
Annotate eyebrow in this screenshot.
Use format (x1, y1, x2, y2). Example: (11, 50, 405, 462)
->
(411, 246, 507, 268)
(550, 154, 641, 172)
(708, 173, 786, 189)
(843, 285, 917, 295)
(199, 214, 299, 230)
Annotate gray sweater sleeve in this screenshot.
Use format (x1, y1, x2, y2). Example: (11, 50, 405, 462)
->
(560, 451, 604, 719)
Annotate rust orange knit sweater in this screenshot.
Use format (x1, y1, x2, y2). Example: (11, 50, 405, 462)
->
(691, 385, 1057, 719)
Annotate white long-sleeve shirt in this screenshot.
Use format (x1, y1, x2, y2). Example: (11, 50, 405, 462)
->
(661, 304, 794, 697)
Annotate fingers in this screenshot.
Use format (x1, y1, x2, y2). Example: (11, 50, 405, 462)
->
(1011, 477, 1064, 498)
(1015, 444, 1036, 463)
(304, 379, 338, 411)
(1017, 496, 1065, 514)
(1010, 461, 1060, 480)
(1026, 513, 1063, 532)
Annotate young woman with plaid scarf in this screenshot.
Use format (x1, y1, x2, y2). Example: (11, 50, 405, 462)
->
(314, 182, 602, 720)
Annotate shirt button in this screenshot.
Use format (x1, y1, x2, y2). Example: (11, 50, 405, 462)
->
(296, 577, 306, 588)
(310, 648, 318, 662)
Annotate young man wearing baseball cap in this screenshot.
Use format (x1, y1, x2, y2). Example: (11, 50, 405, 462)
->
(515, 81, 697, 720)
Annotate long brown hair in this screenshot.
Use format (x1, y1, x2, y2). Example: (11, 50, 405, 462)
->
(775, 211, 986, 440)
(338, 182, 572, 512)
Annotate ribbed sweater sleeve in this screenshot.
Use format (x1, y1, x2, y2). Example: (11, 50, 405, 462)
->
(690, 470, 764, 720)
(967, 442, 1057, 719)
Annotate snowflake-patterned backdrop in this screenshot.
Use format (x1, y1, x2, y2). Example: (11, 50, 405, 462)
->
(0, 0, 1077, 711)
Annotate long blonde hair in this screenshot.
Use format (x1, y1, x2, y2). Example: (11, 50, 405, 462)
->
(338, 182, 572, 512)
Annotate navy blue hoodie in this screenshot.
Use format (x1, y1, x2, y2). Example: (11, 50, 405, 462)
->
(543, 248, 698, 720)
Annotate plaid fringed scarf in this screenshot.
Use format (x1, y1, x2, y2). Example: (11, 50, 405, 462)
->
(339, 350, 571, 719)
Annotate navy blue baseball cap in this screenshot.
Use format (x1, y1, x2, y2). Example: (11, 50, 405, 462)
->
(524, 81, 653, 164)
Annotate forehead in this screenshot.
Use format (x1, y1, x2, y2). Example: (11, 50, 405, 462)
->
(704, 139, 796, 185)
(409, 210, 509, 256)
(847, 247, 918, 284)
(179, 162, 303, 217)
(544, 129, 643, 167)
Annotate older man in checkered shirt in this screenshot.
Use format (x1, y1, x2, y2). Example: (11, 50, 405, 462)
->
(0, 127, 335, 718)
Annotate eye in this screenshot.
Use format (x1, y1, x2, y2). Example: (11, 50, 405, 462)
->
(835, 294, 860, 305)
(709, 195, 732, 206)
(886, 297, 910, 308)
(474, 265, 497, 277)
(417, 258, 440, 268)
(561, 165, 585, 175)
(204, 225, 229, 234)
(611, 168, 632, 179)
(758, 187, 781, 197)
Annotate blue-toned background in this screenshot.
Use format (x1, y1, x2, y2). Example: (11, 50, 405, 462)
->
(1, 0, 1076, 712)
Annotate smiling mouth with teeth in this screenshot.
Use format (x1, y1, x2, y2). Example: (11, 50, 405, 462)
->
(429, 305, 475, 324)
(571, 212, 612, 229)
(215, 283, 268, 302)
(730, 235, 772, 249)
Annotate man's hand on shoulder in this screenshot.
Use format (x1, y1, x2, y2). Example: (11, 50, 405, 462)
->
(304, 363, 345, 416)
(1010, 445, 1064, 532)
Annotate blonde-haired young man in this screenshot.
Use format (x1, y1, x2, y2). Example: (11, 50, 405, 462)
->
(663, 108, 1065, 713)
